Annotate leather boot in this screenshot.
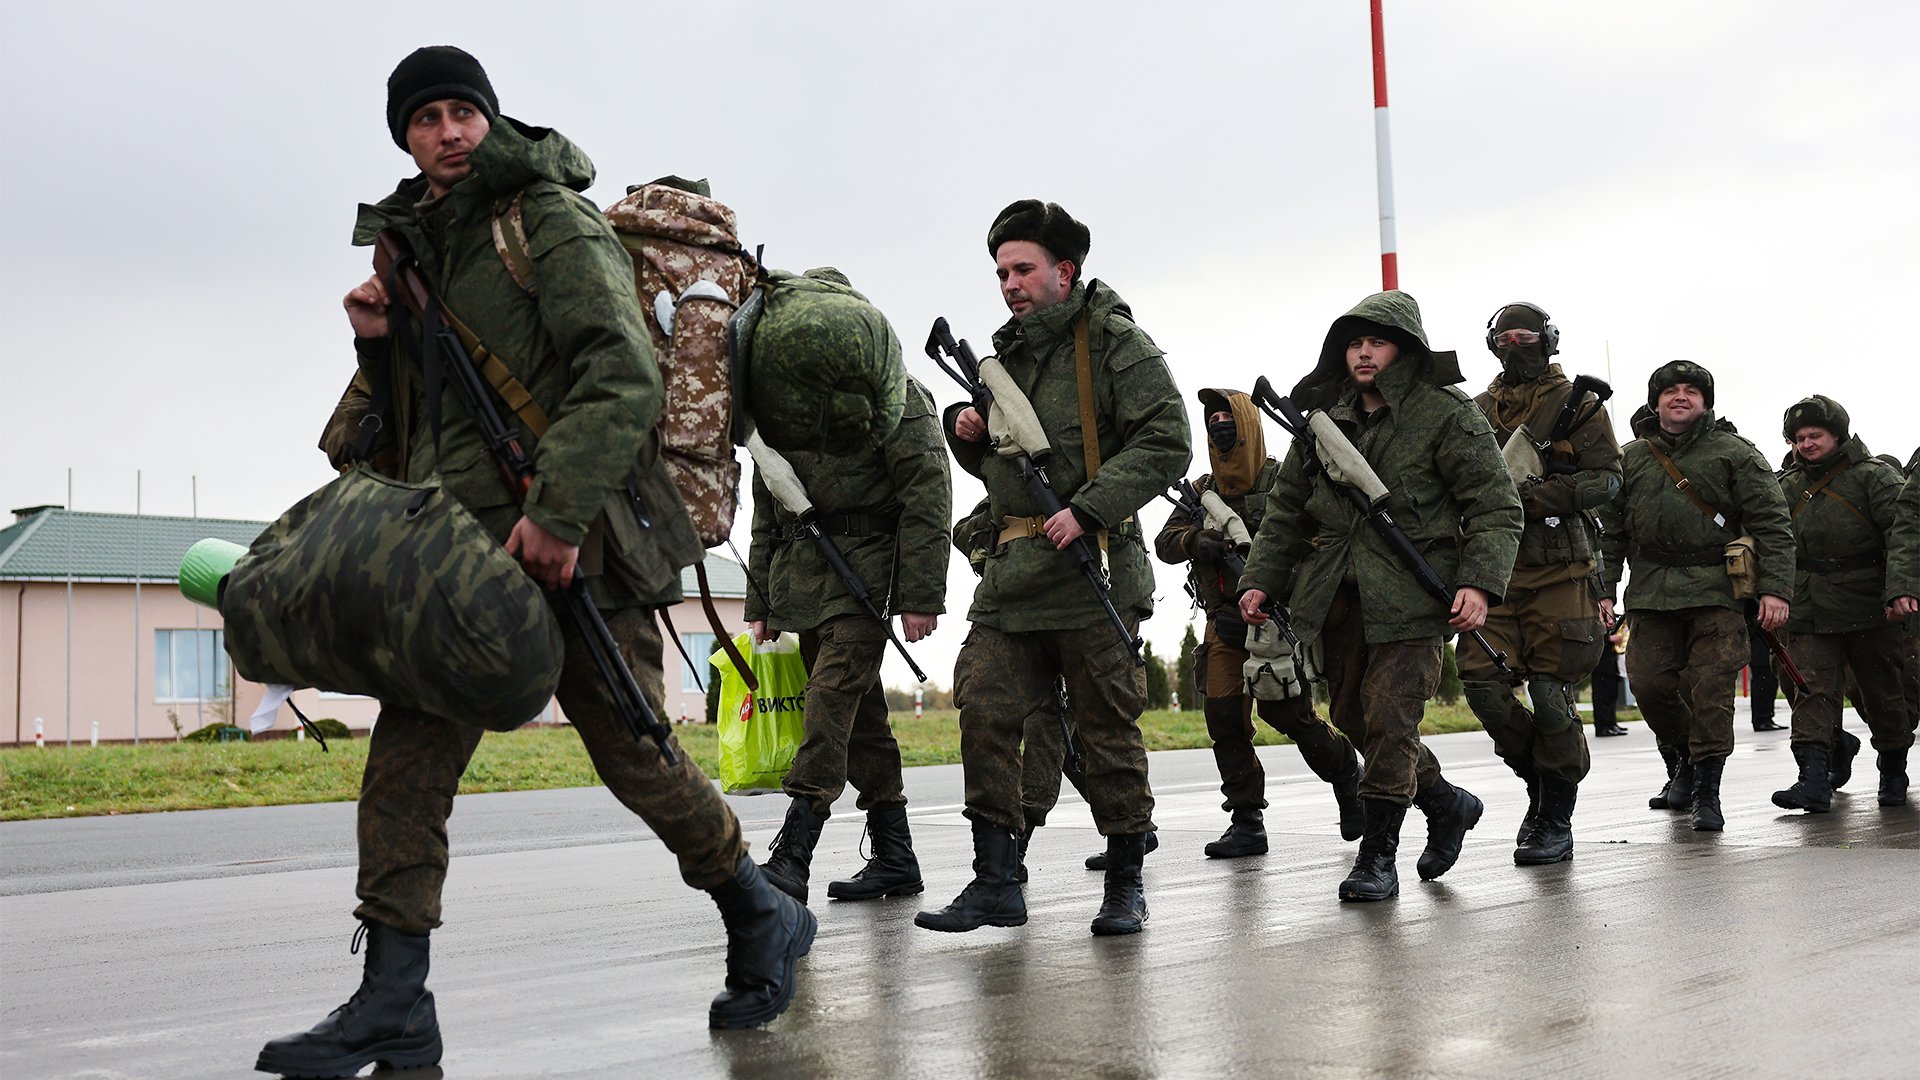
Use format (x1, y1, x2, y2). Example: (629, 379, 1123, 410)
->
(915, 818, 1027, 932)
(1014, 826, 1034, 884)
(1514, 767, 1542, 846)
(1770, 745, 1832, 813)
(1649, 745, 1694, 811)
(759, 797, 826, 903)
(1594, 718, 1628, 737)
(255, 921, 441, 1078)
(1089, 833, 1149, 935)
(1879, 750, 1909, 806)
(1829, 728, 1862, 789)
(1333, 766, 1365, 842)
(1203, 808, 1268, 858)
(1338, 798, 1405, 902)
(1515, 776, 1576, 865)
(707, 855, 817, 1029)
(1752, 711, 1785, 732)
(1085, 830, 1158, 870)
(1412, 779, 1483, 881)
(1690, 756, 1726, 832)
(826, 805, 924, 900)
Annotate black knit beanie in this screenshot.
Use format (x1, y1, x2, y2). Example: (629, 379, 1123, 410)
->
(387, 46, 499, 150)
(987, 200, 1091, 272)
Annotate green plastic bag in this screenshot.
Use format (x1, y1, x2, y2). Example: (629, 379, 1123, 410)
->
(714, 631, 808, 793)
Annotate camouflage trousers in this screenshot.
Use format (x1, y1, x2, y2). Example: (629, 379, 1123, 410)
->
(1018, 692, 1088, 827)
(1320, 586, 1445, 805)
(955, 619, 1154, 836)
(1624, 606, 1747, 762)
(781, 613, 907, 817)
(355, 605, 746, 935)
(1200, 633, 1358, 810)
(1782, 625, 1915, 756)
(1458, 574, 1599, 783)
(1851, 624, 1920, 739)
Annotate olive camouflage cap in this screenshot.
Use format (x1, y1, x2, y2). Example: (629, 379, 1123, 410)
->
(1782, 394, 1849, 443)
(1647, 360, 1714, 410)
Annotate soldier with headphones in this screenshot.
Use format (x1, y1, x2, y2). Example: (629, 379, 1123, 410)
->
(1463, 302, 1622, 864)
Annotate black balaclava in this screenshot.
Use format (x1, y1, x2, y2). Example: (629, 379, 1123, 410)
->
(1489, 302, 1554, 385)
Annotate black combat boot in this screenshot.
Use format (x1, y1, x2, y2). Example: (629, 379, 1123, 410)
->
(1649, 745, 1695, 811)
(1514, 766, 1542, 846)
(1829, 728, 1862, 789)
(915, 818, 1028, 932)
(1333, 766, 1365, 842)
(826, 804, 924, 901)
(1203, 808, 1269, 858)
(1085, 830, 1158, 870)
(759, 797, 825, 903)
(1879, 750, 1909, 807)
(1752, 710, 1785, 732)
(1514, 776, 1576, 865)
(1014, 825, 1034, 884)
(707, 855, 817, 1028)
(1338, 799, 1405, 902)
(1690, 757, 1726, 832)
(1770, 745, 1832, 813)
(1412, 779, 1483, 881)
(1089, 833, 1149, 935)
(1594, 717, 1629, 737)
(255, 921, 441, 1078)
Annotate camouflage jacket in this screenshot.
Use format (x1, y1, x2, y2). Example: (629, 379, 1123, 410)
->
(1239, 293, 1522, 645)
(1889, 473, 1920, 605)
(1775, 436, 1907, 634)
(944, 280, 1191, 632)
(1157, 461, 1275, 618)
(745, 378, 951, 632)
(1473, 366, 1622, 583)
(318, 118, 699, 609)
(1597, 408, 1793, 612)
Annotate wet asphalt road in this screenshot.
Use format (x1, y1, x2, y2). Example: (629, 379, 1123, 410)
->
(3, 710, 1916, 1080)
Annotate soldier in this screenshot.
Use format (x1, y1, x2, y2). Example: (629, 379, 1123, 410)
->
(1461, 303, 1621, 865)
(1237, 291, 1522, 902)
(1769, 397, 1912, 811)
(916, 200, 1190, 936)
(1158, 388, 1364, 855)
(1597, 363, 1794, 832)
(746, 374, 951, 902)
(1589, 624, 1629, 738)
(1885, 460, 1920, 803)
(259, 48, 813, 1078)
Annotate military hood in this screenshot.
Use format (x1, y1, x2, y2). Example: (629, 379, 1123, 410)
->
(1479, 364, 1571, 434)
(1291, 291, 1463, 410)
(353, 116, 596, 243)
(1196, 388, 1267, 496)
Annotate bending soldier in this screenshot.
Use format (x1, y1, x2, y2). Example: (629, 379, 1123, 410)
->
(916, 200, 1190, 936)
(1238, 292, 1521, 902)
(1160, 388, 1364, 856)
(1598, 362, 1794, 832)
(1463, 303, 1621, 865)
(261, 48, 813, 1078)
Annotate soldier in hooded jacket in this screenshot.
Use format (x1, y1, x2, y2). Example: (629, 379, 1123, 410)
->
(1768, 396, 1912, 810)
(916, 200, 1190, 937)
(745, 375, 951, 902)
(1463, 303, 1621, 865)
(261, 47, 814, 1079)
(1597, 361, 1794, 832)
(1238, 291, 1522, 903)
(1159, 387, 1364, 855)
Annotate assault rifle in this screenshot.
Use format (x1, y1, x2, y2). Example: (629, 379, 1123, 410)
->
(1056, 677, 1085, 779)
(744, 430, 928, 682)
(1249, 377, 1524, 686)
(1753, 616, 1810, 694)
(1536, 374, 1613, 476)
(1161, 479, 1309, 658)
(924, 317, 1144, 666)
(372, 229, 678, 764)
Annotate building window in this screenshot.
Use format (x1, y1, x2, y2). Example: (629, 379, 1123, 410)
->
(156, 629, 230, 703)
(680, 632, 716, 693)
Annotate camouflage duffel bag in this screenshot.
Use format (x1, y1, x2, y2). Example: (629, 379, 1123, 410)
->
(728, 267, 906, 453)
(221, 466, 564, 731)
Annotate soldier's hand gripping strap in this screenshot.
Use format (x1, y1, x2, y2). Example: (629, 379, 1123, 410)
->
(744, 429, 814, 516)
(1243, 620, 1308, 701)
(977, 356, 1053, 460)
(1306, 410, 1391, 507)
(1501, 425, 1547, 488)
(1198, 489, 1254, 549)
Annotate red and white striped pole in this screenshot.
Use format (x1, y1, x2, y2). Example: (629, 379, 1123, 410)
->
(1370, 0, 1399, 290)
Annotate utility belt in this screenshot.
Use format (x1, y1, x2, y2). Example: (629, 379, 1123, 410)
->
(1636, 545, 1726, 569)
(776, 513, 898, 542)
(1800, 549, 1884, 575)
(997, 513, 1139, 547)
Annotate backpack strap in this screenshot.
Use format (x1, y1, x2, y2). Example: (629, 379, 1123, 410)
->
(1643, 441, 1728, 529)
(491, 192, 537, 294)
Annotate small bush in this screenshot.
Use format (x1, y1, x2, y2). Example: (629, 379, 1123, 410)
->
(182, 724, 247, 743)
(310, 717, 352, 740)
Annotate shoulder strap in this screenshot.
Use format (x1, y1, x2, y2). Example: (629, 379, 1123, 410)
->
(1643, 440, 1727, 528)
(1793, 458, 1873, 528)
(435, 303, 553, 438)
(1073, 312, 1109, 558)
(491, 192, 537, 294)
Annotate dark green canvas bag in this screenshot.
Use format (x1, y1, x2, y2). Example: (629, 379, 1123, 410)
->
(728, 267, 906, 453)
(220, 466, 564, 731)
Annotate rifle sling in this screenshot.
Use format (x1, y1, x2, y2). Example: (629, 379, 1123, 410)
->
(696, 559, 756, 692)
(435, 301, 553, 439)
(1073, 312, 1122, 559)
(1791, 458, 1873, 529)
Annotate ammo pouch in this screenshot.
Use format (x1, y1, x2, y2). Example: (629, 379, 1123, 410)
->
(221, 466, 565, 731)
(1723, 535, 1758, 601)
(1210, 610, 1250, 650)
(1242, 621, 1315, 701)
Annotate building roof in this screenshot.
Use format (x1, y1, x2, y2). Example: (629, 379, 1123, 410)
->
(0, 506, 748, 598)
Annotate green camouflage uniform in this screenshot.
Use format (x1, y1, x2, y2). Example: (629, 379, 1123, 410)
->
(1464, 366, 1622, 783)
(744, 378, 950, 816)
(318, 118, 743, 934)
(946, 279, 1191, 835)
(1888, 458, 1920, 730)
(1239, 293, 1522, 805)
(1776, 435, 1914, 757)
(1598, 408, 1795, 762)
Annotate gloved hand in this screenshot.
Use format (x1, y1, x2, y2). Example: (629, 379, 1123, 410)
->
(1192, 528, 1233, 563)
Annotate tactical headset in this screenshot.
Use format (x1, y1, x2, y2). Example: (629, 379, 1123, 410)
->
(1485, 302, 1560, 357)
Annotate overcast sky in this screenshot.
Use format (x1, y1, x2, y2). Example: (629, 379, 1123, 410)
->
(4, 2, 1916, 689)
